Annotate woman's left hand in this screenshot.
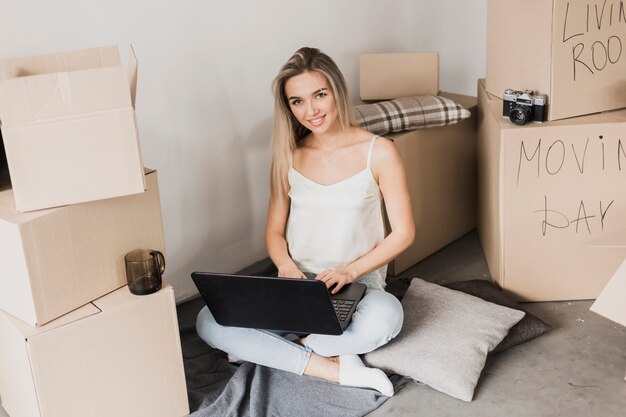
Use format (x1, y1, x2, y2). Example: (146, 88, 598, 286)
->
(315, 268, 356, 294)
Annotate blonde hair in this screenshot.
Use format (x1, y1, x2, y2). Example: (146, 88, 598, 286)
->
(270, 47, 357, 198)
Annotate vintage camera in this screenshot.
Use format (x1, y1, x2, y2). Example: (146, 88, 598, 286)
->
(503, 89, 547, 125)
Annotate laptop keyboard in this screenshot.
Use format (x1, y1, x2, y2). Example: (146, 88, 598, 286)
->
(332, 299, 355, 322)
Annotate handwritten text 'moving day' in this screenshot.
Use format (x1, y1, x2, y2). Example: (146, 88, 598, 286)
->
(515, 135, 624, 236)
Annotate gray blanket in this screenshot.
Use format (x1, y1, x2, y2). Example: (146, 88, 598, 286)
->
(180, 318, 409, 417)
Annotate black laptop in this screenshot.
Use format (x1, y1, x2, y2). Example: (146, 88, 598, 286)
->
(191, 271, 367, 335)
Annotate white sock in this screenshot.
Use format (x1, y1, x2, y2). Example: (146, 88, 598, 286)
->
(227, 353, 244, 364)
(338, 354, 394, 396)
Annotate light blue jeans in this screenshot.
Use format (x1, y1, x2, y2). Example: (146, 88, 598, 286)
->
(196, 283, 404, 375)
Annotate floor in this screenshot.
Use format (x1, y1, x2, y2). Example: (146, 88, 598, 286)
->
(1, 231, 624, 416)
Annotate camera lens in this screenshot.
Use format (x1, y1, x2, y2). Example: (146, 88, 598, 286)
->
(509, 105, 532, 126)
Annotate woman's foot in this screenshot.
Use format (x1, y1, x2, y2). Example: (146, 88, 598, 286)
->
(338, 354, 394, 396)
(302, 353, 393, 396)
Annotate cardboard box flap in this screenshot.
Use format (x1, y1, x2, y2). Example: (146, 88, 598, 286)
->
(0, 66, 132, 127)
(590, 260, 626, 327)
(0, 45, 121, 80)
(0, 45, 139, 127)
(7, 302, 101, 339)
(128, 45, 138, 107)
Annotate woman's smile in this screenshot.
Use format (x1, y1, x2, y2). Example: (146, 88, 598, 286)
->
(307, 115, 326, 127)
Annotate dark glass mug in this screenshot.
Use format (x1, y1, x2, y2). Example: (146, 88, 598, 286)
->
(124, 249, 165, 295)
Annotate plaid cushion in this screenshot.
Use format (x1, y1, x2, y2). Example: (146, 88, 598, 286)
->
(355, 95, 471, 135)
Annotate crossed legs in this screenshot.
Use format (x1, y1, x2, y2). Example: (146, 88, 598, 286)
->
(196, 288, 403, 395)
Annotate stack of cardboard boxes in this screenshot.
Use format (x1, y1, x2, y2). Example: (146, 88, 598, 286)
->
(0, 46, 189, 417)
(478, 0, 626, 302)
(359, 52, 478, 275)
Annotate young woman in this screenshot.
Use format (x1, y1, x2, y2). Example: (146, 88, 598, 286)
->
(197, 47, 415, 396)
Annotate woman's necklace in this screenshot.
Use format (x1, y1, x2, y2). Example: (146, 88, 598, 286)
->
(319, 148, 341, 165)
(312, 139, 343, 166)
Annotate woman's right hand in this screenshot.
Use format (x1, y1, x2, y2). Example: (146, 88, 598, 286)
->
(278, 263, 306, 279)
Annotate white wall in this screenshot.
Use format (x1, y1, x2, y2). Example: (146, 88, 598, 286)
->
(1, 0, 486, 302)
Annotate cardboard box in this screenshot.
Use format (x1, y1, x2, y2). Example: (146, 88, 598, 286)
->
(486, 0, 626, 121)
(0, 283, 189, 417)
(0, 169, 165, 326)
(386, 92, 477, 276)
(360, 52, 439, 101)
(591, 258, 626, 327)
(477, 79, 626, 301)
(0, 45, 145, 212)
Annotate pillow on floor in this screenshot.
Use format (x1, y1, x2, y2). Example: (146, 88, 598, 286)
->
(443, 280, 552, 354)
(354, 95, 470, 135)
(363, 278, 525, 402)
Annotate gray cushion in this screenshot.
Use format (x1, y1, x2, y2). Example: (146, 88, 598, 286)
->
(354, 95, 470, 135)
(443, 280, 552, 354)
(363, 278, 525, 402)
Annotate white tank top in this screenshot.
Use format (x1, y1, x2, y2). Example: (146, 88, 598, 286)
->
(286, 136, 387, 289)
